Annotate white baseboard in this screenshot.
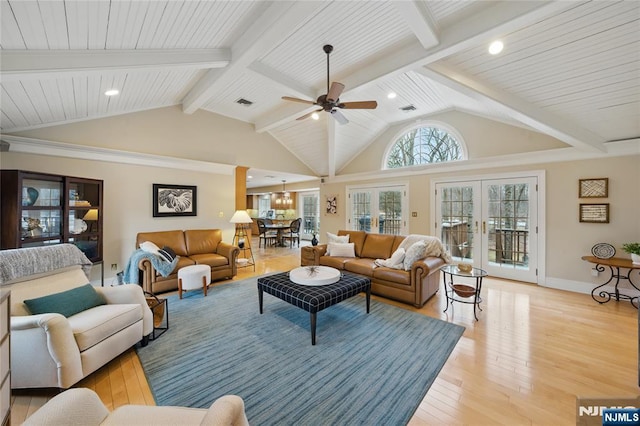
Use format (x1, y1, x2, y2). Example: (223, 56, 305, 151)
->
(544, 276, 640, 298)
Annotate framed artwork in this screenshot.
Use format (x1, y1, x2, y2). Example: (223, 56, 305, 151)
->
(579, 178, 608, 198)
(579, 203, 609, 223)
(153, 184, 197, 217)
(326, 194, 337, 215)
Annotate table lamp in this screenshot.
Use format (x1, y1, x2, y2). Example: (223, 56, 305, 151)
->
(83, 209, 99, 232)
(230, 210, 253, 248)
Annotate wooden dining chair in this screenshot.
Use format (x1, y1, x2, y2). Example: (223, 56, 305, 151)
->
(284, 218, 302, 248)
(257, 219, 277, 248)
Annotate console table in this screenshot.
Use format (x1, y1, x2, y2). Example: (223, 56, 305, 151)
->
(581, 256, 640, 308)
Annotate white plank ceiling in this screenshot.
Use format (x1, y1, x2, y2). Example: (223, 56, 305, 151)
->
(1, 0, 638, 187)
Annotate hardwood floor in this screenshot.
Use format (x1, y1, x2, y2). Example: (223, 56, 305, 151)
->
(11, 239, 638, 425)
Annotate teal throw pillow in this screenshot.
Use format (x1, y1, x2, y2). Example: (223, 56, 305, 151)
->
(24, 284, 107, 317)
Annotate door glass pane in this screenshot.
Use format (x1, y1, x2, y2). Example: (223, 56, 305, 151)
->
(488, 183, 530, 268)
(302, 194, 319, 236)
(440, 186, 474, 260)
(351, 191, 371, 231)
(379, 190, 402, 235)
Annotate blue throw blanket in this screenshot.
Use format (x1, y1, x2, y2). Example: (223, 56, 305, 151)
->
(124, 249, 178, 285)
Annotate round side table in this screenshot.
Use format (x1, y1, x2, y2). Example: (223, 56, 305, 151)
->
(440, 264, 487, 321)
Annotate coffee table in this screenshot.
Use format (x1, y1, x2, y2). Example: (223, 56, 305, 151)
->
(257, 268, 371, 345)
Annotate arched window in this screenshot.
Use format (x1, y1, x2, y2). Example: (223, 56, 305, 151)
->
(385, 124, 465, 169)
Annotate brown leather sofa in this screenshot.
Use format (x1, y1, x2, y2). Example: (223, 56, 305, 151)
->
(136, 229, 239, 294)
(301, 230, 446, 307)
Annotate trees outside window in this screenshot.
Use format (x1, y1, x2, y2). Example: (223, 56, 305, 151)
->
(386, 126, 463, 169)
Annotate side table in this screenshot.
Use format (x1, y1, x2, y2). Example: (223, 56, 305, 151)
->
(144, 292, 169, 340)
(440, 264, 487, 321)
(581, 256, 639, 308)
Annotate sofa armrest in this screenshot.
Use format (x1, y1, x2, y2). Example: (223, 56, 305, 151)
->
(301, 245, 327, 266)
(200, 395, 249, 426)
(98, 284, 153, 337)
(217, 242, 240, 263)
(22, 388, 109, 426)
(11, 313, 84, 388)
(138, 258, 155, 293)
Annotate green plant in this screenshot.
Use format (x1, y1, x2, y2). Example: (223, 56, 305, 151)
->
(621, 243, 640, 255)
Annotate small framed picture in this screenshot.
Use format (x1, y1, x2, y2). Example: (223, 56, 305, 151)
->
(153, 184, 197, 217)
(579, 203, 609, 223)
(579, 178, 608, 198)
(326, 194, 337, 215)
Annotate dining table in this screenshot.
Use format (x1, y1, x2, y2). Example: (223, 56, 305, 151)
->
(264, 222, 292, 247)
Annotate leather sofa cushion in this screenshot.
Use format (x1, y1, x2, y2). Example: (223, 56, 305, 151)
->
(185, 229, 222, 255)
(319, 256, 349, 270)
(155, 256, 194, 278)
(373, 267, 411, 286)
(338, 230, 366, 257)
(137, 230, 188, 256)
(69, 304, 142, 352)
(360, 233, 395, 260)
(344, 258, 377, 276)
(190, 253, 229, 268)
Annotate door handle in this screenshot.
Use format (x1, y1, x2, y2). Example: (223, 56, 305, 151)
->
(482, 221, 486, 234)
(475, 221, 479, 233)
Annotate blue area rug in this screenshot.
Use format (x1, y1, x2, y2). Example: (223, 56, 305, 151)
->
(136, 277, 464, 425)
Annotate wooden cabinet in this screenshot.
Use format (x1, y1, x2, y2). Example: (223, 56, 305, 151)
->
(0, 170, 103, 262)
(270, 192, 296, 210)
(0, 290, 10, 426)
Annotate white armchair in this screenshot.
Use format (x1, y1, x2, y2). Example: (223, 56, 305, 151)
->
(0, 245, 152, 389)
(22, 388, 249, 426)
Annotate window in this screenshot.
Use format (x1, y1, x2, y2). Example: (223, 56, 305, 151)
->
(385, 124, 465, 169)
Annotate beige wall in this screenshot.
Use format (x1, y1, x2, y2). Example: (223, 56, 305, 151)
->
(1, 151, 236, 285)
(13, 105, 315, 176)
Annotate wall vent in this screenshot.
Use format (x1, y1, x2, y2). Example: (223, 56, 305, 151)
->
(400, 104, 416, 111)
(235, 98, 254, 106)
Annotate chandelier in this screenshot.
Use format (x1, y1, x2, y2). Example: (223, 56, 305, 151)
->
(275, 180, 292, 205)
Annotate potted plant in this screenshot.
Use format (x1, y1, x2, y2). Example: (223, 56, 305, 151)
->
(622, 243, 640, 265)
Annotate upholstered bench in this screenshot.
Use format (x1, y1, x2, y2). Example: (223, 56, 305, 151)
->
(178, 264, 211, 299)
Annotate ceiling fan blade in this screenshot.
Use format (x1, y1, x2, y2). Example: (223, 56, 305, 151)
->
(282, 96, 316, 105)
(296, 109, 323, 121)
(330, 109, 349, 125)
(339, 100, 378, 109)
(326, 82, 345, 102)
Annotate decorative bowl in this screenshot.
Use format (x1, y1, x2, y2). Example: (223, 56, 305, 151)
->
(452, 284, 476, 298)
(457, 263, 472, 273)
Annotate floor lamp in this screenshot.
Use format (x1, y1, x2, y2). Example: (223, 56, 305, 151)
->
(230, 210, 255, 270)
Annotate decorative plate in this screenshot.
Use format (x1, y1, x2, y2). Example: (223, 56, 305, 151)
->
(591, 243, 615, 259)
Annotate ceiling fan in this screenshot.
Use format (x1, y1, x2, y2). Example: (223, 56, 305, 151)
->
(281, 44, 377, 125)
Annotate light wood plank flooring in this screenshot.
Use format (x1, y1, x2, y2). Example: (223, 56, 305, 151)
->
(11, 239, 638, 425)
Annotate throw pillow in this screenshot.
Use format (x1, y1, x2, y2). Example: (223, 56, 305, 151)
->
(24, 284, 106, 317)
(403, 240, 428, 271)
(326, 232, 349, 255)
(388, 247, 406, 267)
(329, 242, 356, 258)
(139, 241, 160, 254)
(158, 246, 176, 262)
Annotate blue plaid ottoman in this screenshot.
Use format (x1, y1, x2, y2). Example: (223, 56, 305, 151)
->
(257, 270, 371, 345)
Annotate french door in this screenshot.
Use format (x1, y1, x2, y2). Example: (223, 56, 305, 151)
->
(347, 184, 407, 235)
(434, 176, 539, 283)
(300, 192, 319, 239)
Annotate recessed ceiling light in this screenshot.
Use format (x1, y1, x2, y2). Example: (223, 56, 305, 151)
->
(247, 175, 253, 179)
(387, 92, 397, 99)
(311, 112, 320, 120)
(488, 40, 504, 55)
(104, 89, 119, 96)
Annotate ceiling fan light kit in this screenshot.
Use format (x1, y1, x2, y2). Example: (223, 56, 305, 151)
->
(283, 44, 377, 124)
